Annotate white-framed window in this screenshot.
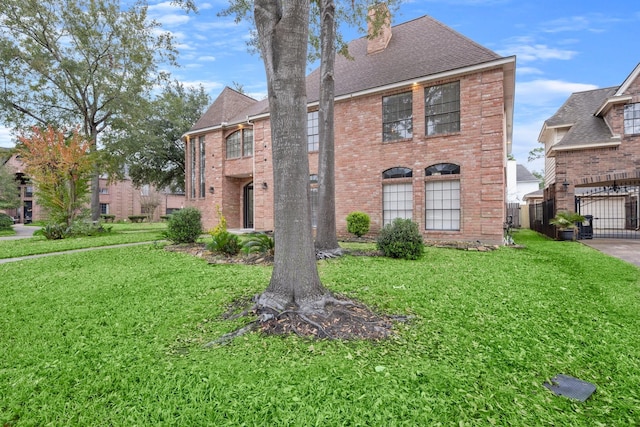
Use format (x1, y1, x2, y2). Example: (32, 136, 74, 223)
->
(243, 129, 253, 156)
(382, 167, 413, 226)
(425, 180, 460, 231)
(100, 203, 109, 215)
(226, 129, 253, 159)
(308, 111, 319, 152)
(624, 103, 640, 135)
(382, 92, 413, 141)
(425, 81, 460, 136)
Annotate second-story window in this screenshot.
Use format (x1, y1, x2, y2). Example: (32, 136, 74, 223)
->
(382, 92, 413, 141)
(226, 131, 241, 159)
(226, 129, 253, 159)
(307, 111, 319, 152)
(243, 129, 254, 156)
(425, 81, 460, 136)
(624, 103, 640, 135)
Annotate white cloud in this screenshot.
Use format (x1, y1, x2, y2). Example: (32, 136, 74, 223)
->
(541, 16, 591, 33)
(517, 79, 598, 107)
(516, 67, 544, 76)
(497, 42, 577, 63)
(198, 55, 216, 62)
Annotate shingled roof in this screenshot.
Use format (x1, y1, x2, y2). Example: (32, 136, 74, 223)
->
(189, 13, 512, 132)
(306, 14, 503, 103)
(544, 86, 620, 149)
(189, 87, 258, 133)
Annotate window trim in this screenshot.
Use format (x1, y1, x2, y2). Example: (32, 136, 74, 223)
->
(624, 102, 640, 135)
(425, 81, 461, 136)
(307, 110, 319, 152)
(382, 91, 413, 142)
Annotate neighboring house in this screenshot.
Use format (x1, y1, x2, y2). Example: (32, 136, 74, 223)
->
(506, 160, 540, 204)
(537, 63, 640, 239)
(506, 161, 540, 228)
(183, 9, 516, 244)
(2, 153, 184, 223)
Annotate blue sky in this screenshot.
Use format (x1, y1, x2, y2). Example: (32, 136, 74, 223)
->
(2, 0, 639, 175)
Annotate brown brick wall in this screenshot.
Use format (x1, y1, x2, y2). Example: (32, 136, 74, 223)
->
(188, 66, 509, 244)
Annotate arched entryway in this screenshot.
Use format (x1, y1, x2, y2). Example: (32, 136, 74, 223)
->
(243, 182, 254, 229)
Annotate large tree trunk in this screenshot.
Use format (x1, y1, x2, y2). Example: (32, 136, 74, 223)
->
(90, 127, 100, 222)
(314, 0, 340, 252)
(254, 0, 329, 312)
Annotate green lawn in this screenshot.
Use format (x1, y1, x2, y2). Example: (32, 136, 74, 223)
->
(0, 223, 168, 259)
(1, 230, 639, 425)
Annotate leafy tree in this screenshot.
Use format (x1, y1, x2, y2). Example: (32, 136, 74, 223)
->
(17, 126, 93, 228)
(0, 161, 20, 210)
(103, 81, 210, 192)
(528, 146, 544, 162)
(0, 0, 178, 221)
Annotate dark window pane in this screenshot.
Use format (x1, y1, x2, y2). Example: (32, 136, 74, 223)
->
(382, 92, 413, 141)
(425, 81, 460, 136)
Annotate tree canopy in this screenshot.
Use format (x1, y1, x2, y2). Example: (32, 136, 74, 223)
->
(18, 126, 94, 227)
(103, 81, 211, 193)
(0, 0, 178, 219)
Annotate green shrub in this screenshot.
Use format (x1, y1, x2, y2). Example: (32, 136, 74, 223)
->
(376, 218, 424, 260)
(100, 214, 115, 223)
(0, 213, 13, 231)
(346, 211, 370, 237)
(36, 223, 71, 240)
(69, 220, 112, 237)
(207, 231, 241, 256)
(241, 232, 275, 255)
(163, 207, 202, 244)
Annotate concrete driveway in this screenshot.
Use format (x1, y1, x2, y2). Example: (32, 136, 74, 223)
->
(581, 239, 640, 268)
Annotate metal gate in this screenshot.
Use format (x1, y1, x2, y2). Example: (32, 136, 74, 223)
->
(575, 185, 640, 239)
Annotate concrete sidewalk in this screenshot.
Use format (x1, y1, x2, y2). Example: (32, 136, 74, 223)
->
(581, 239, 640, 268)
(0, 224, 40, 240)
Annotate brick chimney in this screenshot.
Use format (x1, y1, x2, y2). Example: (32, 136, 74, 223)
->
(367, 3, 392, 55)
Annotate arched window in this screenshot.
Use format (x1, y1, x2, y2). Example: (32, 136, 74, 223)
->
(382, 167, 413, 179)
(382, 167, 413, 225)
(425, 163, 461, 231)
(226, 131, 241, 159)
(425, 163, 460, 176)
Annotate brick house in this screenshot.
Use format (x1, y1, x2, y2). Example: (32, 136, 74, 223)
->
(183, 12, 516, 244)
(1, 152, 184, 223)
(537, 63, 640, 239)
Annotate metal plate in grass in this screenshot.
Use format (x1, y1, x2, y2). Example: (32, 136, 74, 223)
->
(543, 374, 596, 402)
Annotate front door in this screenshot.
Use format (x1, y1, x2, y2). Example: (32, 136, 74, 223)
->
(243, 182, 254, 229)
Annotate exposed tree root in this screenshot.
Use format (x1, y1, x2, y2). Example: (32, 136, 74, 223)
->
(205, 294, 399, 346)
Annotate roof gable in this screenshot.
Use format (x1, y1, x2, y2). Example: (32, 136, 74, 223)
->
(545, 87, 620, 149)
(516, 164, 537, 182)
(189, 87, 258, 132)
(614, 62, 640, 97)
